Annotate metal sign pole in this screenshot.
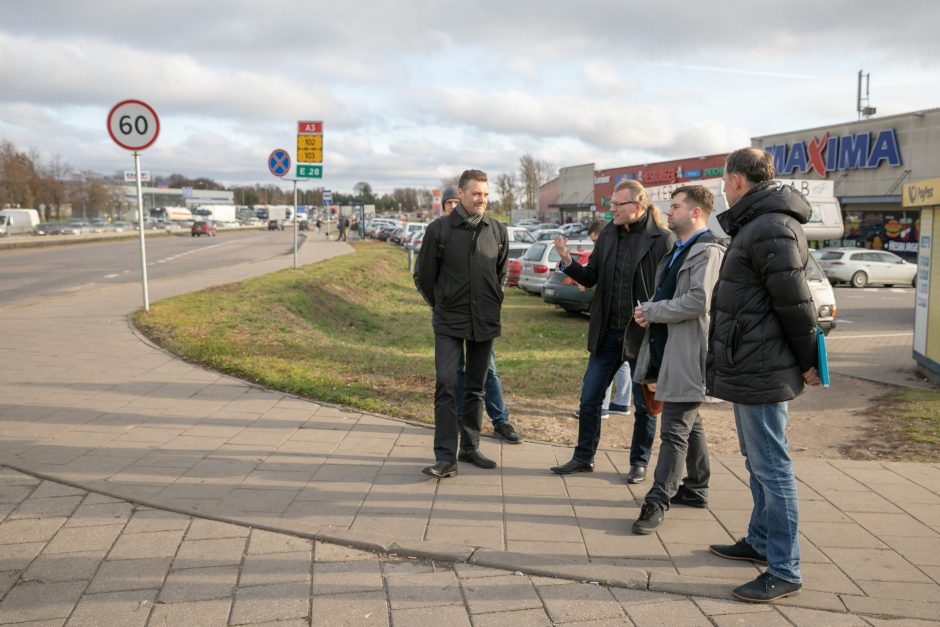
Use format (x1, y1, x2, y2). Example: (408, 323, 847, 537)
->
(292, 179, 299, 269)
(134, 151, 150, 311)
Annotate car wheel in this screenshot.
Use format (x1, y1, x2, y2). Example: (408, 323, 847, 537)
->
(191, 233, 196, 237)
(850, 271, 868, 288)
(885, 284, 894, 288)
(912, 276, 918, 288)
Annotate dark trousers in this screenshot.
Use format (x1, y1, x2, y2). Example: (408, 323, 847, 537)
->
(574, 328, 655, 465)
(434, 335, 494, 463)
(644, 401, 710, 507)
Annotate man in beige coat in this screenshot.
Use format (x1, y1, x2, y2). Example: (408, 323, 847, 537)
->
(630, 185, 726, 534)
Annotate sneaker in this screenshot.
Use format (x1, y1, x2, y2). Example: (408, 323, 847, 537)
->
(571, 411, 609, 420)
(631, 501, 665, 535)
(670, 484, 708, 509)
(709, 538, 767, 565)
(493, 422, 522, 444)
(608, 403, 631, 416)
(732, 572, 802, 603)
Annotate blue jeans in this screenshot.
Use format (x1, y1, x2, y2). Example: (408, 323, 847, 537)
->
(456, 352, 509, 427)
(603, 362, 632, 410)
(574, 329, 654, 465)
(733, 402, 801, 584)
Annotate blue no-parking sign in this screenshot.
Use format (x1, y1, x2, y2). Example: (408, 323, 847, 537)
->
(268, 149, 291, 177)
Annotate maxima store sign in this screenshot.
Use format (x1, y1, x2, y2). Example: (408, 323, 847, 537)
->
(764, 128, 902, 177)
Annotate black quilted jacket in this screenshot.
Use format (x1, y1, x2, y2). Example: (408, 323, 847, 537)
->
(706, 181, 818, 404)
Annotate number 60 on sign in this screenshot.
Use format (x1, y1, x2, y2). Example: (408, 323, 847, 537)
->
(107, 100, 160, 151)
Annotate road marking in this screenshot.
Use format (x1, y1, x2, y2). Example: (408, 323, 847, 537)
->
(103, 273, 119, 279)
(829, 332, 913, 339)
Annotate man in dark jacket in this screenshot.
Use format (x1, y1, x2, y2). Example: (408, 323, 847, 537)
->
(414, 169, 509, 478)
(550, 179, 674, 481)
(705, 148, 821, 603)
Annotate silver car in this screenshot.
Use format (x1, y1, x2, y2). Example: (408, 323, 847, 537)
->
(518, 240, 594, 295)
(818, 247, 917, 288)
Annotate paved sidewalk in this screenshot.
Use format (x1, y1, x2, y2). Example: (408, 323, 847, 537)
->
(1, 238, 939, 622)
(1, 469, 933, 626)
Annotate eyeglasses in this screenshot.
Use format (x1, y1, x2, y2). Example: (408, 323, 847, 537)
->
(611, 200, 641, 208)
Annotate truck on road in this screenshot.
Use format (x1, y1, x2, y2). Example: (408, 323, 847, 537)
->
(0, 209, 41, 237)
(193, 205, 236, 223)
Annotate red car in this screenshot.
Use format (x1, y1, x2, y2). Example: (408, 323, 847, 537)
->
(191, 220, 217, 237)
(507, 258, 522, 286)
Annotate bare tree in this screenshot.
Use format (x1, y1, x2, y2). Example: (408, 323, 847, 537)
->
(518, 154, 555, 211)
(495, 172, 518, 214)
(39, 154, 72, 221)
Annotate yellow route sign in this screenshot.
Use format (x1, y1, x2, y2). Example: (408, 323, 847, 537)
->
(297, 135, 323, 150)
(297, 148, 323, 163)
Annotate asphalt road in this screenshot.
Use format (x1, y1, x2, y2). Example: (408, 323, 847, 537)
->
(0, 229, 306, 307)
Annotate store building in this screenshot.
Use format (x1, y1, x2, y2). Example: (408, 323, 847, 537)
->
(902, 177, 940, 382)
(549, 163, 595, 223)
(594, 153, 730, 213)
(752, 108, 940, 259)
(112, 184, 234, 214)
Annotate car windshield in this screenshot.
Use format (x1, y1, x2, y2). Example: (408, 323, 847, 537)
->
(512, 230, 535, 243)
(805, 255, 825, 281)
(548, 242, 594, 262)
(523, 243, 547, 260)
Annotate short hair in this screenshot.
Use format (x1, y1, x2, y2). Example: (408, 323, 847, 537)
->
(458, 169, 488, 188)
(725, 148, 775, 184)
(587, 219, 605, 237)
(671, 185, 714, 217)
(612, 179, 666, 227)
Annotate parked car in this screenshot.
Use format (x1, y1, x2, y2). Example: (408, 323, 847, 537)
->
(542, 249, 594, 313)
(110, 221, 132, 232)
(817, 247, 917, 288)
(805, 253, 837, 334)
(506, 258, 523, 287)
(60, 222, 86, 235)
(192, 220, 217, 237)
(505, 226, 536, 244)
(518, 239, 594, 295)
(298, 219, 310, 231)
(535, 229, 564, 242)
(267, 219, 283, 231)
(34, 222, 62, 236)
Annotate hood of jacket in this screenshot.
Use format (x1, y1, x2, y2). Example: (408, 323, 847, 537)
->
(717, 181, 812, 237)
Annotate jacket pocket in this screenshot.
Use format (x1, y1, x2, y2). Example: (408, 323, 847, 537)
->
(725, 319, 741, 367)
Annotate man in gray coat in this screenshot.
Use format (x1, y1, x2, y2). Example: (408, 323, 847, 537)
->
(630, 185, 726, 534)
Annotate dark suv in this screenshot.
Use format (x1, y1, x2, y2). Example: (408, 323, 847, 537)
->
(191, 220, 217, 237)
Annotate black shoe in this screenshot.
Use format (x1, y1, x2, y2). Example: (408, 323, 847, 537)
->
(631, 501, 665, 535)
(493, 422, 522, 444)
(626, 465, 647, 484)
(421, 461, 457, 478)
(732, 572, 802, 603)
(670, 485, 708, 509)
(550, 458, 594, 475)
(457, 449, 497, 469)
(709, 538, 768, 565)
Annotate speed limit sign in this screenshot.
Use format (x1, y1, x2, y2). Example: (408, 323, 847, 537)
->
(107, 99, 160, 151)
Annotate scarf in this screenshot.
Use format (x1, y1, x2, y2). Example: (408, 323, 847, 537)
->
(455, 203, 484, 229)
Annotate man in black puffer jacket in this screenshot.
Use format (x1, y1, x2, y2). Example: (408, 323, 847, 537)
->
(705, 148, 821, 603)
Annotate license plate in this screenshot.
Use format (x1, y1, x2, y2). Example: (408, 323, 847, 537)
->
(543, 288, 555, 295)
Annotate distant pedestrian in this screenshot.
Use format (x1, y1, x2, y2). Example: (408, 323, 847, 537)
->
(337, 215, 347, 241)
(414, 170, 509, 478)
(705, 148, 820, 603)
(315, 216, 322, 233)
(630, 184, 726, 536)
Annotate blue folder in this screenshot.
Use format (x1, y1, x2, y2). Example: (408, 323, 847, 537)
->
(816, 326, 830, 388)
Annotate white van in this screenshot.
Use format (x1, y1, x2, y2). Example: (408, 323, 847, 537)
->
(0, 209, 41, 237)
(645, 178, 838, 333)
(645, 178, 845, 242)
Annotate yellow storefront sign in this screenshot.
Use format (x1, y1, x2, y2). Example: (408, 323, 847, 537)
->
(903, 177, 940, 208)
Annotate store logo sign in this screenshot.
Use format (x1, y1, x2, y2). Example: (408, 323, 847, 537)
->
(764, 128, 902, 177)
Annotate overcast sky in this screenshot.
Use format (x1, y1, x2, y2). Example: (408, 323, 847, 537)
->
(1, 1, 938, 194)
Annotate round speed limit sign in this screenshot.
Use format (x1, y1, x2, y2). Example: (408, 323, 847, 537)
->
(107, 99, 160, 151)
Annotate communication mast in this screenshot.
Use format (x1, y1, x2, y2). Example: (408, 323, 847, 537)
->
(857, 69, 876, 119)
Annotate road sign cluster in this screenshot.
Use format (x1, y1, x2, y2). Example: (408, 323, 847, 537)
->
(296, 120, 323, 179)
